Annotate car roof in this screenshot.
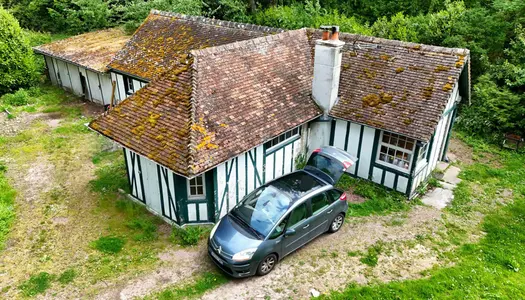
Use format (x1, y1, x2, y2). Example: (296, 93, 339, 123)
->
(268, 170, 328, 202)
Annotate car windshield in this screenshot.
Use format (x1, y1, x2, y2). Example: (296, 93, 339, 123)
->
(231, 185, 292, 237)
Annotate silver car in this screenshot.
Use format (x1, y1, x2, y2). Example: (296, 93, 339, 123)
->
(208, 146, 357, 277)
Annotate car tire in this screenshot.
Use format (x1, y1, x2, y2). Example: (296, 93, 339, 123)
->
(328, 213, 345, 233)
(257, 253, 277, 276)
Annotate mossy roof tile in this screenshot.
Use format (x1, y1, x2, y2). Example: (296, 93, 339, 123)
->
(33, 28, 130, 73)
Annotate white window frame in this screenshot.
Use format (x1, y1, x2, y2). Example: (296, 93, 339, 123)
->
(415, 142, 429, 171)
(124, 75, 134, 95)
(187, 174, 206, 199)
(376, 131, 416, 173)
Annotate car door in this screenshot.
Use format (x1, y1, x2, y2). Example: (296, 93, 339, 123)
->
(282, 202, 312, 256)
(305, 146, 358, 184)
(307, 191, 336, 239)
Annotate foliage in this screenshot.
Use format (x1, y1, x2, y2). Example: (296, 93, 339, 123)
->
(10, 0, 109, 34)
(171, 225, 210, 246)
(1, 88, 32, 106)
(150, 272, 229, 300)
(18, 272, 54, 296)
(0, 8, 38, 95)
(254, 0, 371, 34)
(91, 236, 125, 254)
(120, 0, 203, 33)
(89, 155, 129, 194)
(337, 175, 414, 216)
(57, 269, 76, 284)
(0, 162, 16, 250)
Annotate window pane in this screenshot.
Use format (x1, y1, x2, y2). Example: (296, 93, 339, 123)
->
(190, 187, 197, 195)
(189, 178, 196, 186)
(197, 187, 203, 195)
(382, 133, 390, 143)
(196, 175, 203, 185)
(381, 146, 388, 153)
(311, 193, 329, 214)
(406, 140, 414, 150)
(288, 203, 307, 227)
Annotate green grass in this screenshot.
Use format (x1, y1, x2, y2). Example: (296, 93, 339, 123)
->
(57, 269, 76, 284)
(171, 226, 211, 246)
(91, 236, 125, 254)
(126, 217, 158, 241)
(89, 150, 129, 194)
(324, 139, 525, 299)
(149, 272, 229, 300)
(18, 272, 54, 297)
(359, 242, 383, 267)
(0, 162, 16, 250)
(337, 175, 414, 217)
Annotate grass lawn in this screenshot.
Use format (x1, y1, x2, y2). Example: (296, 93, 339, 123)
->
(324, 136, 525, 299)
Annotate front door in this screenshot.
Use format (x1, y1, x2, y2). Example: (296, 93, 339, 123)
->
(282, 202, 311, 256)
(79, 72, 88, 100)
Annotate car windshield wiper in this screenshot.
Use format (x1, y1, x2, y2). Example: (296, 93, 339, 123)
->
(229, 211, 264, 240)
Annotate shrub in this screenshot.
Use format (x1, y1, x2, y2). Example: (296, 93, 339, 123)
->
(18, 272, 54, 296)
(171, 226, 209, 246)
(0, 8, 38, 94)
(1, 89, 32, 106)
(92, 236, 125, 254)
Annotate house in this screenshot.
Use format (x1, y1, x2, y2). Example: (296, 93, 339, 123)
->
(33, 29, 130, 106)
(36, 10, 470, 226)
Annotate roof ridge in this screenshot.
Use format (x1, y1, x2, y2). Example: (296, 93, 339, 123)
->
(151, 9, 284, 34)
(186, 57, 199, 177)
(190, 28, 307, 57)
(306, 28, 469, 56)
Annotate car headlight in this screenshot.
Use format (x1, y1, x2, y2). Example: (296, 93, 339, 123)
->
(209, 220, 220, 239)
(232, 248, 258, 262)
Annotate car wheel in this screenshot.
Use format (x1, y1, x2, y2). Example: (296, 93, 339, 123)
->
(257, 253, 277, 276)
(328, 213, 344, 233)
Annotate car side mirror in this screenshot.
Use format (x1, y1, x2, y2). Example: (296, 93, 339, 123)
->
(285, 228, 296, 237)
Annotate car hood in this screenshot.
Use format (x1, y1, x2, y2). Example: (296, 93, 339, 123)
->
(212, 215, 262, 256)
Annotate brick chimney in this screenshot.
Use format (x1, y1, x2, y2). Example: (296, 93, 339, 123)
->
(312, 26, 345, 115)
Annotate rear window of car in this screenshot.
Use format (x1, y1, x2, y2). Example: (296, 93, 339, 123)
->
(271, 171, 323, 200)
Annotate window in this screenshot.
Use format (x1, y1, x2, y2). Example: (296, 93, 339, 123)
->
(288, 203, 307, 228)
(311, 192, 330, 215)
(123, 75, 134, 95)
(327, 189, 342, 203)
(264, 127, 301, 150)
(269, 219, 287, 239)
(187, 174, 205, 198)
(417, 143, 429, 163)
(377, 132, 415, 172)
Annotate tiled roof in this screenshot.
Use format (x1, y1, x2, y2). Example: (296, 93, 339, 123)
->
(90, 29, 321, 177)
(307, 30, 469, 141)
(33, 28, 130, 73)
(108, 10, 283, 80)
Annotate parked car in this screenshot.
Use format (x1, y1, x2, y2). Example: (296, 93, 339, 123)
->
(208, 146, 357, 277)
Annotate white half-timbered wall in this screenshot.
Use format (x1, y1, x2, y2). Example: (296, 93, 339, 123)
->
(44, 55, 113, 105)
(110, 72, 148, 104)
(411, 83, 460, 194)
(215, 132, 305, 220)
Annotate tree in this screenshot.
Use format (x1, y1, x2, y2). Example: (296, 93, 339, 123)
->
(0, 8, 37, 95)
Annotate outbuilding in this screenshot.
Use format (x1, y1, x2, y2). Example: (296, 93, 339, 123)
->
(38, 10, 471, 226)
(33, 28, 130, 106)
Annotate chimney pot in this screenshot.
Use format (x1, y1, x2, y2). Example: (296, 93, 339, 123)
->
(321, 30, 330, 41)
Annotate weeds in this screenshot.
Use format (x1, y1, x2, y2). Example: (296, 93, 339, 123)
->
(171, 226, 210, 246)
(18, 272, 54, 296)
(0, 162, 16, 250)
(360, 242, 383, 267)
(337, 175, 413, 217)
(92, 236, 125, 254)
(150, 272, 229, 300)
(57, 269, 76, 284)
(126, 217, 158, 241)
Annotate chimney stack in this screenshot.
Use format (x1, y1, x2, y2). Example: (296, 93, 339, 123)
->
(312, 26, 345, 115)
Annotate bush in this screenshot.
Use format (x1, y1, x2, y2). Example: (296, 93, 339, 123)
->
(1, 89, 32, 106)
(0, 8, 38, 95)
(171, 226, 209, 246)
(91, 236, 125, 254)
